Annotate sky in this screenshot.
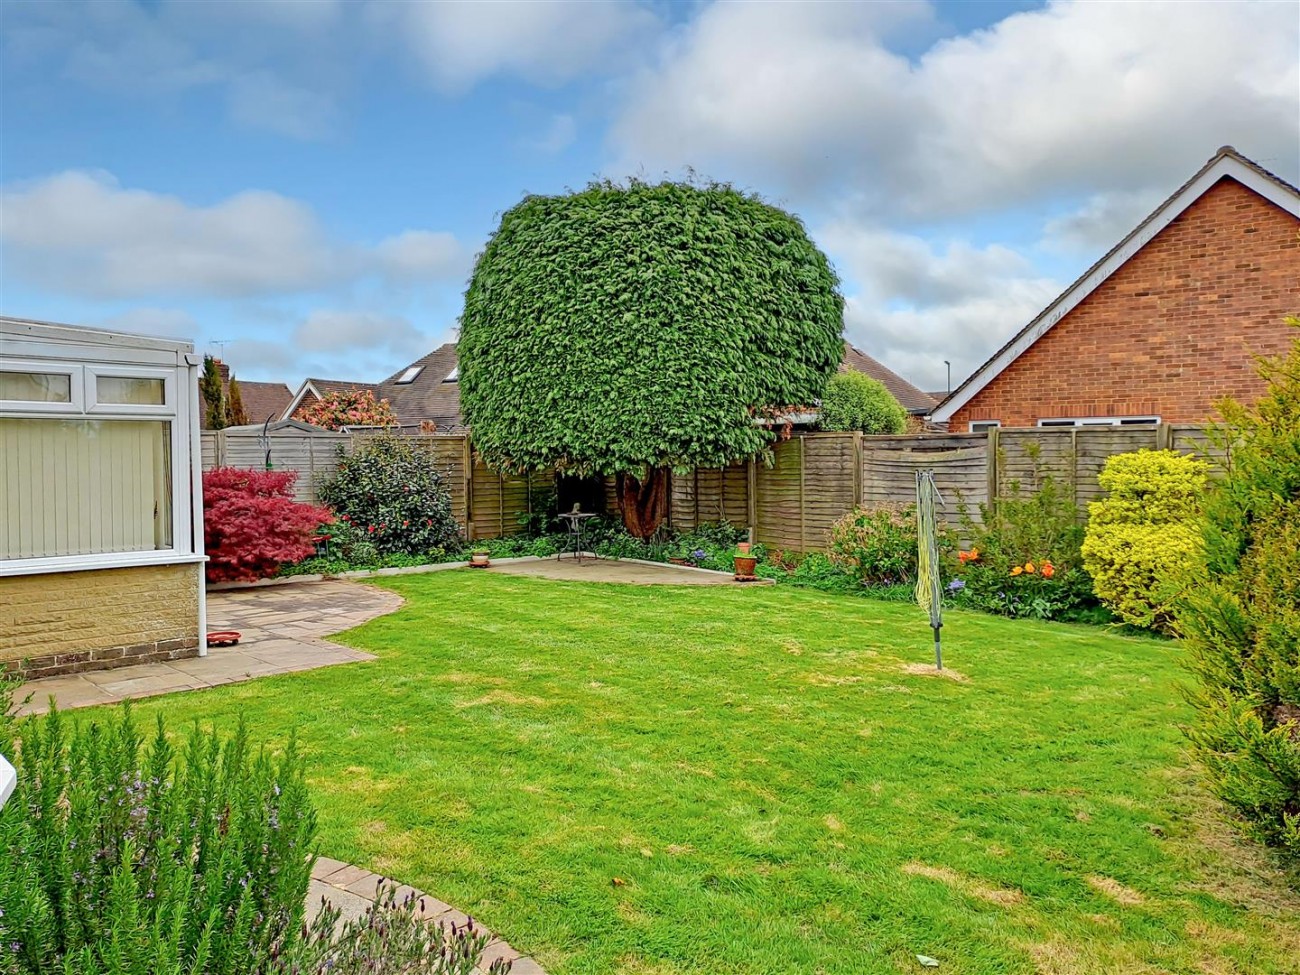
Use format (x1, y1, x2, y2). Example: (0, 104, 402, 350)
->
(1, 0, 1297, 394)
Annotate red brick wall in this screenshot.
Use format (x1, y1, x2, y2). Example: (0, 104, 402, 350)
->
(950, 178, 1300, 431)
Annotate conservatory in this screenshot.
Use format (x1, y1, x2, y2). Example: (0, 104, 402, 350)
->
(0, 317, 206, 678)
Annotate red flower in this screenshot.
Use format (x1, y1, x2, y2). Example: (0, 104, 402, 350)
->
(403, 520, 410, 527)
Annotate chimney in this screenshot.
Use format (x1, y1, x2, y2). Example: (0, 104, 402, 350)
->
(215, 360, 231, 383)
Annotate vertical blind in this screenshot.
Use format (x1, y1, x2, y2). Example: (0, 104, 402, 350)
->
(1, 418, 173, 559)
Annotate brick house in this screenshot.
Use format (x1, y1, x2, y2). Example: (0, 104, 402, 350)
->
(931, 147, 1300, 432)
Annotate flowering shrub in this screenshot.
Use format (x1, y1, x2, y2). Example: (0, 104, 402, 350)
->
(282, 882, 510, 974)
(1082, 449, 1208, 632)
(951, 458, 1097, 622)
(829, 504, 952, 585)
(204, 467, 331, 582)
(319, 435, 461, 557)
(0, 699, 316, 974)
(296, 389, 398, 430)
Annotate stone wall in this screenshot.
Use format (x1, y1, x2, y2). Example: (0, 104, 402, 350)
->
(0, 563, 201, 679)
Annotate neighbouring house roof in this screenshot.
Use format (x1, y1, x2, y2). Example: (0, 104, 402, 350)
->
(281, 340, 932, 430)
(280, 345, 463, 431)
(840, 343, 936, 414)
(281, 377, 379, 423)
(200, 360, 294, 429)
(371, 343, 464, 430)
(233, 380, 293, 425)
(929, 146, 1300, 424)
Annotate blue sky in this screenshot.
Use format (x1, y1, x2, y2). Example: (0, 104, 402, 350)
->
(2, 0, 1297, 393)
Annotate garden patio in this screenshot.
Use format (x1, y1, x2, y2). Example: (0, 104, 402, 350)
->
(35, 569, 1300, 975)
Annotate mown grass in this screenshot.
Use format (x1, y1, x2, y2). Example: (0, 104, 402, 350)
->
(90, 572, 1298, 973)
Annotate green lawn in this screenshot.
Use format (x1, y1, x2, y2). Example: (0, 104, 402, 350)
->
(97, 573, 1298, 973)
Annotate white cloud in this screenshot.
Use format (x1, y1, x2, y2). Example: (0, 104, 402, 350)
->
(612, 0, 1300, 216)
(1039, 188, 1165, 255)
(371, 0, 660, 92)
(820, 223, 1061, 390)
(99, 306, 199, 340)
(531, 113, 578, 154)
(226, 71, 338, 141)
(0, 170, 467, 299)
(374, 231, 470, 283)
(293, 310, 427, 359)
(1, 0, 346, 139)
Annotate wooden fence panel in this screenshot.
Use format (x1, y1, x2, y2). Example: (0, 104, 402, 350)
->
(199, 424, 1215, 550)
(800, 434, 860, 548)
(754, 438, 804, 551)
(861, 434, 988, 529)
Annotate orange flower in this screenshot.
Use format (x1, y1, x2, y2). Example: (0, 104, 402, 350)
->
(1024, 562, 1036, 574)
(1041, 561, 1055, 579)
(969, 547, 980, 561)
(1010, 566, 1023, 576)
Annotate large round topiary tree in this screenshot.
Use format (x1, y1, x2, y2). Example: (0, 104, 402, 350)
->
(459, 179, 844, 537)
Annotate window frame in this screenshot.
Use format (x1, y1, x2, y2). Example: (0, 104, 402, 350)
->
(0, 356, 199, 577)
(0, 359, 83, 413)
(969, 420, 1002, 433)
(86, 365, 174, 414)
(1036, 416, 1161, 428)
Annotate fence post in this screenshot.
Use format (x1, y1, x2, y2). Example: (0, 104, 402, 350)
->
(799, 435, 807, 552)
(498, 474, 506, 537)
(986, 426, 1000, 514)
(1070, 427, 1079, 517)
(462, 436, 474, 540)
(746, 456, 757, 538)
(852, 431, 863, 507)
(1156, 422, 1172, 451)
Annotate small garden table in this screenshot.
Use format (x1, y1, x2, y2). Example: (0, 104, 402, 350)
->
(557, 511, 599, 563)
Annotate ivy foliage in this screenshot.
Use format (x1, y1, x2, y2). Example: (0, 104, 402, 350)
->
(459, 179, 845, 476)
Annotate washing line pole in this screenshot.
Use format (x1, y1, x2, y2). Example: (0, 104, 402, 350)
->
(915, 470, 945, 671)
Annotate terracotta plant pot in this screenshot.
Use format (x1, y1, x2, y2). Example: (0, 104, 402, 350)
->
(668, 557, 690, 566)
(733, 555, 758, 580)
(469, 552, 491, 568)
(737, 542, 751, 555)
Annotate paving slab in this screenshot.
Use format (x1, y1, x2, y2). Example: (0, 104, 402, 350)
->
(14, 580, 401, 716)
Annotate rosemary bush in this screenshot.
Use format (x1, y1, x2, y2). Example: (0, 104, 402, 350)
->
(0, 698, 316, 974)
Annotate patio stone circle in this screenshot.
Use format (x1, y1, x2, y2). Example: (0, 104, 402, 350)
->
(309, 856, 546, 974)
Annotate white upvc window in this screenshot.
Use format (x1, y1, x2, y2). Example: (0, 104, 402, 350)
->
(1037, 416, 1161, 428)
(1, 356, 197, 575)
(970, 420, 1001, 433)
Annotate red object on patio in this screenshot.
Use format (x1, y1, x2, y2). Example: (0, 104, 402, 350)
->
(206, 630, 241, 647)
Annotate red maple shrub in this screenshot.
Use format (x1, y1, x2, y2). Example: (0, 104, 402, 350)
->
(203, 468, 331, 582)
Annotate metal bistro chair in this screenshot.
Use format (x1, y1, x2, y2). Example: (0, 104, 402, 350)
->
(556, 505, 598, 563)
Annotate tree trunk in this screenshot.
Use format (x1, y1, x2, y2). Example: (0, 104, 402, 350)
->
(617, 469, 670, 539)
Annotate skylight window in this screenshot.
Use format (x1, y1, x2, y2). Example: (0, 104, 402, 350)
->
(443, 366, 458, 383)
(395, 366, 423, 384)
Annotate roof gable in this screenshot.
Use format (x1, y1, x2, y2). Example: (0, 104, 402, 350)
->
(930, 147, 1300, 423)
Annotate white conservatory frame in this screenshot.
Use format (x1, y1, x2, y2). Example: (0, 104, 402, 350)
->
(1, 317, 207, 647)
